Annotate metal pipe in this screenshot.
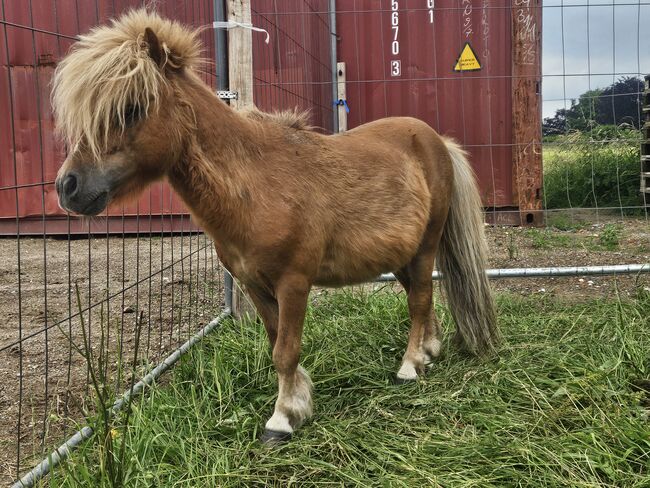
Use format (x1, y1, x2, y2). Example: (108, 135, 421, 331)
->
(329, 0, 339, 133)
(224, 270, 234, 311)
(377, 263, 650, 282)
(12, 309, 232, 488)
(214, 0, 229, 92)
(213, 0, 234, 315)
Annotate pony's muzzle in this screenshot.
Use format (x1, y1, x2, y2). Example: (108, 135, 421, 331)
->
(58, 173, 79, 199)
(56, 170, 110, 216)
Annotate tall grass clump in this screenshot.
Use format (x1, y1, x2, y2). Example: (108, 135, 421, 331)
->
(49, 287, 650, 487)
(543, 126, 642, 212)
(52, 286, 145, 488)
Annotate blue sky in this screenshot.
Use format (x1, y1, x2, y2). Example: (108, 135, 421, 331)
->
(542, 0, 650, 118)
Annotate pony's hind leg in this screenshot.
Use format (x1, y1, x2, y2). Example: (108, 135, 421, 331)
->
(395, 266, 441, 359)
(423, 307, 443, 362)
(396, 252, 441, 381)
(395, 265, 441, 367)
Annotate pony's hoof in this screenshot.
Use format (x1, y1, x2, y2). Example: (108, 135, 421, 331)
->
(396, 361, 420, 383)
(394, 375, 417, 385)
(260, 429, 292, 445)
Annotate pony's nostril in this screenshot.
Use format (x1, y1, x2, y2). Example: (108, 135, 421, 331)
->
(62, 173, 79, 197)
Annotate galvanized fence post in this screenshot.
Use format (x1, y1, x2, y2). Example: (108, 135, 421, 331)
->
(329, 0, 339, 134)
(214, 0, 236, 314)
(212, 0, 256, 320)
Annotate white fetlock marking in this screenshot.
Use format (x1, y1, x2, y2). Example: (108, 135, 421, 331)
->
(424, 338, 442, 359)
(286, 365, 313, 428)
(268, 364, 313, 432)
(397, 360, 418, 380)
(265, 411, 293, 433)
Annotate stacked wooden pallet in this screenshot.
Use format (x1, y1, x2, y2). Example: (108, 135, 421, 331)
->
(642, 75, 650, 201)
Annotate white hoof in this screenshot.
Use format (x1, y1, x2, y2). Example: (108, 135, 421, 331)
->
(396, 361, 418, 381)
(265, 411, 293, 434)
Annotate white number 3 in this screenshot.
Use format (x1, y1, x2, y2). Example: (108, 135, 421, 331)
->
(391, 60, 401, 77)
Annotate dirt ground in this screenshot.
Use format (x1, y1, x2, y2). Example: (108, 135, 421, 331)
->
(0, 213, 648, 483)
(0, 232, 224, 484)
(484, 215, 649, 299)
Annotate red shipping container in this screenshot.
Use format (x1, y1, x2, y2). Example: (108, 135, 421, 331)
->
(0, 0, 216, 235)
(335, 0, 542, 221)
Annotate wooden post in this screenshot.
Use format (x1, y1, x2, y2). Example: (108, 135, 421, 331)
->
(225, 0, 256, 320)
(336, 62, 347, 132)
(227, 0, 254, 110)
(511, 0, 543, 226)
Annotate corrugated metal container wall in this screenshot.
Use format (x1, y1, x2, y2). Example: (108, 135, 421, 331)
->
(251, 0, 334, 132)
(336, 0, 523, 209)
(0, 1, 216, 234)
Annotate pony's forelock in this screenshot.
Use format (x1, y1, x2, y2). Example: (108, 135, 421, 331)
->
(51, 8, 202, 161)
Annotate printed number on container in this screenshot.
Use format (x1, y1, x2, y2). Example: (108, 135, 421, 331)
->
(391, 60, 401, 77)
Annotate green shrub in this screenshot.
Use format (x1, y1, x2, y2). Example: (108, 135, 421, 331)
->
(527, 228, 573, 249)
(599, 223, 622, 250)
(545, 213, 588, 231)
(543, 127, 642, 212)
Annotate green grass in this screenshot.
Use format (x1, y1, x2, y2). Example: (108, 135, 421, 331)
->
(545, 213, 589, 232)
(527, 229, 575, 249)
(543, 130, 642, 211)
(49, 289, 650, 487)
(526, 224, 625, 251)
(598, 224, 623, 251)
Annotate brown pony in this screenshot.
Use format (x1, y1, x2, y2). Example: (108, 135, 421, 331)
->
(52, 9, 498, 443)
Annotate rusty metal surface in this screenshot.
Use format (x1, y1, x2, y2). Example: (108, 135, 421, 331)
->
(1, 0, 544, 232)
(251, 0, 334, 132)
(335, 0, 540, 209)
(0, 0, 216, 232)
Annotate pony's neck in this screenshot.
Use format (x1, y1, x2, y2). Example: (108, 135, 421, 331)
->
(166, 73, 259, 245)
(186, 73, 259, 158)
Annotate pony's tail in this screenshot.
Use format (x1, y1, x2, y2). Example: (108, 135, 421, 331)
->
(437, 138, 499, 355)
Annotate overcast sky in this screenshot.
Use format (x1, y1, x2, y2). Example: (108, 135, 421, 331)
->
(542, 0, 650, 118)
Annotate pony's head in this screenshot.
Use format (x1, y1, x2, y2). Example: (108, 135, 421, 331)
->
(52, 9, 202, 215)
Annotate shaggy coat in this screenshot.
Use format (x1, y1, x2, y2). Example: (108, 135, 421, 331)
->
(52, 9, 498, 442)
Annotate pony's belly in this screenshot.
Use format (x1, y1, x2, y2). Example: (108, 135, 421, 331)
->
(314, 234, 420, 287)
(313, 265, 384, 287)
(313, 165, 432, 286)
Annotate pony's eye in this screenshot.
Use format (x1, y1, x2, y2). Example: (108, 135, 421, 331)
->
(122, 104, 143, 127)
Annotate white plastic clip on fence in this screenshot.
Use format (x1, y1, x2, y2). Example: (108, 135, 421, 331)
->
(212, 21, 270, 44)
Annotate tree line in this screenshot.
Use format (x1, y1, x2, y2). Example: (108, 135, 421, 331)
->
(542, 76, 643, 136)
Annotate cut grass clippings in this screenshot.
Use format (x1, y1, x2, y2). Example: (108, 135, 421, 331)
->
(49, 288, 650, 487)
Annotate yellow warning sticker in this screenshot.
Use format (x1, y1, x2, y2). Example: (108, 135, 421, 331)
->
(453, 42, 482, 72)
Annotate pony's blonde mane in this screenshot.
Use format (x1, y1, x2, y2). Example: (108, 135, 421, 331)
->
(51, 8, 202, 161)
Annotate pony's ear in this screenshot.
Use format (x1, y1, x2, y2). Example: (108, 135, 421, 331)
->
(143, 27, 163, 67)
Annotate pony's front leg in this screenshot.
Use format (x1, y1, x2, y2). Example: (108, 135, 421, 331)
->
(262, 274, 313, 444)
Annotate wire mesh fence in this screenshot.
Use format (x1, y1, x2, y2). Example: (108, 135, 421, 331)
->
(251, 0, 335, 132)
(541, 0, 650, 221)
(1, 0, 649, 485)
(0, 1, 225, 484)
